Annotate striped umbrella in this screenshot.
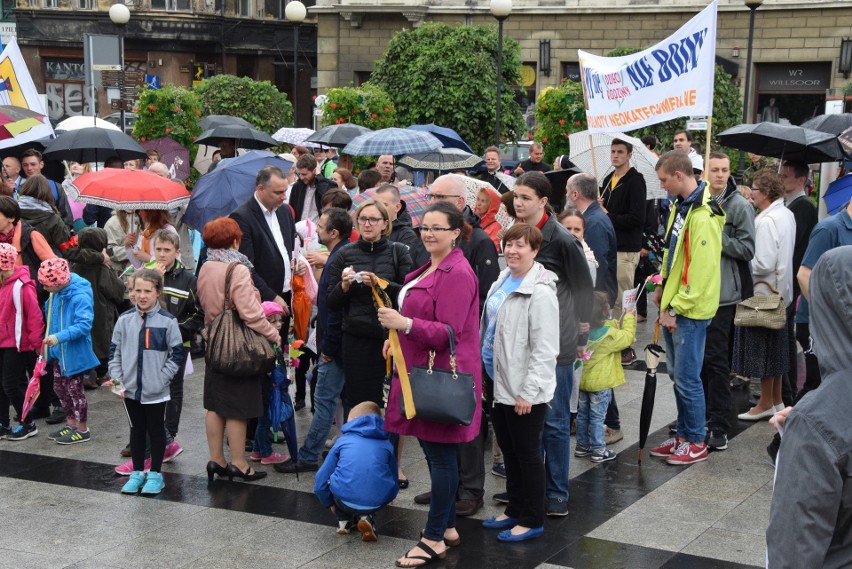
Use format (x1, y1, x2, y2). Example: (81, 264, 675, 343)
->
(343, 128, 442, 156)
(398, 147, 484, 173)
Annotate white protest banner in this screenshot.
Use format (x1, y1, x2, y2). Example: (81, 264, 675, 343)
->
(579, 0, 717, 133)
(0, 37, 55, 149)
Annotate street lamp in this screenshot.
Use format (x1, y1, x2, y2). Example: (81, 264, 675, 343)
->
(737, 0, 762, 182)
(490, 0, 512, 147)
(109, 3, 131, 134)
(285, 1, 307, 127)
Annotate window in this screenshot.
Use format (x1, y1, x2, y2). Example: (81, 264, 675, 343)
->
(43, 0, 60, 8)
(238, 0, 251, 17)
(150, 0, 192, 11)
(76, 0, 94, 9)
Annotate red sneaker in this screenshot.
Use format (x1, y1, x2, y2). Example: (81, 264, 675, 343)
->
(666, 440, 709, 465)
(649, 437, 681, 457)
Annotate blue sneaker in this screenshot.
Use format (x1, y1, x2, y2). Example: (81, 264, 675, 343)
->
(490, 463, 506, 478)
(121, 471, 147, 494)
(9, 422, 38, 441)
(141, 471, 165, 495)
(497, 526, 544, 542)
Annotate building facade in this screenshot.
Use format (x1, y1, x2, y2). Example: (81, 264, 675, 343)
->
(312, 0, 852, 126)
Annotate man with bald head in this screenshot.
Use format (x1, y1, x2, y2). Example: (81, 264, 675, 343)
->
(420, 173, 499, 517)
(377, 155, 395, 183)
(1, 156, 22, 198)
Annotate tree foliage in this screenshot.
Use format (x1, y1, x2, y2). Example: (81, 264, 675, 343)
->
(372, 22, 526, 155)
(320, 83, 397, 129)
(193, 75, 294, 134)
(132, 85, 202, 147)
(533, 82, 587, 164)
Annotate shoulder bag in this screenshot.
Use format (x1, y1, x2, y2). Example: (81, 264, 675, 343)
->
(203, 263, 276, 376)
(734, 280, 786, 330)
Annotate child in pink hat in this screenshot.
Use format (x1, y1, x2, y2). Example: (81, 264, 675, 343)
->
(249, 301, 289, 465)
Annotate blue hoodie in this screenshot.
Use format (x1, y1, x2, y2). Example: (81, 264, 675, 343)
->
(44, 273, 100, 377)
(313, 414, 399, 510)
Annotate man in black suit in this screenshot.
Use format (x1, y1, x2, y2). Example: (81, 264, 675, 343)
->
(229, 165, 297, 315)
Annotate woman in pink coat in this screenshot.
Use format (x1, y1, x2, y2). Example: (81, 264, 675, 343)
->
(0, 242, 45, 440)
(378, 202, 482, 568)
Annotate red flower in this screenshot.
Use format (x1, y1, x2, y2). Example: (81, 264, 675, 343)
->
(380, 119, 385, 123)
(384, 107, 389, 112)
(330, 103, 337, 109)
(312, 95, 317, 101)
(175, 107, 181, 112)
(574, 121, 581, 126)
(558, 119, 565, 125)
(140, 137, 146, 142)
(540, 104, 547, 109)
(354, 168, 361, 174)
(542, 137, 548, 143)
(166, 128, 172, 133)
(192, 136, 197, 140)
(132, 107, 139, 112)
(371, 113, 377, 119)
(148, 105, 155, 111)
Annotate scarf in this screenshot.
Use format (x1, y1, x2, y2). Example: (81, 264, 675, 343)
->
(206, 247, 255, 271)
(17, 195, 55, 214)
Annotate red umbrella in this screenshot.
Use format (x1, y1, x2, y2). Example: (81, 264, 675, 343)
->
(22, 293, 53, 422)
(68, 168, 191, 211)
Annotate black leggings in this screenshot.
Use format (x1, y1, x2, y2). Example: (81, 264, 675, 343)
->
(124, 399, 167, 473)
(0, 348, 34, 425)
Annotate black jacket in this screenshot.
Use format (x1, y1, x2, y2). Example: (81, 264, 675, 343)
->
(389, 207, 428, 269)
(600, 167, 647, 252)
(317, 240, 347, 360)
(83, 204, 113, 229)
(787, 194, 818, 298)
(158, 261, 205, 343)
(288, 175, 335, 222)
(461, 206, 500, 313)
(534, 215, 594, 365)
(326, 237, 412, 340)
(230, 196, 297, 302)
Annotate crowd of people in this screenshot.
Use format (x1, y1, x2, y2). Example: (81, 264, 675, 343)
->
(1, 129, 850, 567)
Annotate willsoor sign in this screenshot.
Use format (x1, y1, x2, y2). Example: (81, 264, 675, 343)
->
(578, 0, 717, 133)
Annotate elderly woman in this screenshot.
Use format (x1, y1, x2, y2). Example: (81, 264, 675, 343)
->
(18, 174, 71, 253)
(326, 199, 411, 410)
(197, 217, 281, 482)
(734, 170, 795, 421)
(480, 224, 559, 543)
(378, 202, 482, 568)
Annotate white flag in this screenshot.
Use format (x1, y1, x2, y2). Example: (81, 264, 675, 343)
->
(0, 37, 55, 149)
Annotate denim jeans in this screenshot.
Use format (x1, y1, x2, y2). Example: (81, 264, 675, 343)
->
(333, 496, 381, 522)
(542, 364, 572, 501)
(604, 391, 621, 430)
(663, 315, 711, 444)
(419, 439, 458, 541)
(298, 358, 345, 465)
(576, 389, 612, 451)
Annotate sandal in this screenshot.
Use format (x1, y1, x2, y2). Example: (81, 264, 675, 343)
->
(395, 540, 446, 568)
(420, 530, 460, 547)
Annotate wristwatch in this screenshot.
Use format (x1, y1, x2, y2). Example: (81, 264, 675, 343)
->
(667, 308, 676, 317)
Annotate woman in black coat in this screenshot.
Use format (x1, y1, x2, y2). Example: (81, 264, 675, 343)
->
(326, 199, 411, 411)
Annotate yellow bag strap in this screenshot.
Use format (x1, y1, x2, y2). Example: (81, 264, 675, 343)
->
(370, 277, 416, 419)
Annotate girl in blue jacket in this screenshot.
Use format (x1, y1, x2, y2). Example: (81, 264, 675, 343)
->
(38, 258, 100, 445)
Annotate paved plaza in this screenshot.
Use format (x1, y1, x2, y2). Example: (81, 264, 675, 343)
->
(0, 316, 774, 569)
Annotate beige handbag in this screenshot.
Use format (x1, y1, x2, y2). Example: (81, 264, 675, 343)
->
(734, 280, 786, 330)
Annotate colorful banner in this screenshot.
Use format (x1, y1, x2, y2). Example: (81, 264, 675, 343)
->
(0, 37, 55, 149)
(578, 0, 717, 133)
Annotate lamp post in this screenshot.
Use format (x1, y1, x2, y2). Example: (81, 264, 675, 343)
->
(285, 1, 307, 127)
(109, 3, 131, 134)
(490, 0, 512, 147)
(737, 0, 762, 182)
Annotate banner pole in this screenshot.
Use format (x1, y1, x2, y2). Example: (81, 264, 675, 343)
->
(588, 133, 599, 184)
(704, 117, 713, 180)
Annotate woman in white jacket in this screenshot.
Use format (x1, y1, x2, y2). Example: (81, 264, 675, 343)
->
(479, 224, 559, 543)
(733, 170, 795, 421)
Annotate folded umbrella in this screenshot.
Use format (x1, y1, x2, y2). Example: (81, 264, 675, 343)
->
(22, 293, 53, 422)
(183, 150, 293, 230)
(304, 123, 372, 148)
(343, 128, 442, 156)
(407, 124, 474, 153)
(638, 321, 665, 464)
(716, 122, 843, 164)
(68, 168, 191, 211)
(42, 127, 148, 163)
(195, 124, 278, 150)
(398, 147, 483, 173)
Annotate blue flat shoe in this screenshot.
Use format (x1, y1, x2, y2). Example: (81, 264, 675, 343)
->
(482, 516, 518, 529)
(497, 526, 544, 542)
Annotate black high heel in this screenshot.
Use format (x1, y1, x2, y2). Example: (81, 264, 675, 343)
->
(225, 463, 268, 482)
(206, 461, 227, 482)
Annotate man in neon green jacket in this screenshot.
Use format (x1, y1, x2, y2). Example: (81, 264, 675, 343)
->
(650, 151, 724, 466)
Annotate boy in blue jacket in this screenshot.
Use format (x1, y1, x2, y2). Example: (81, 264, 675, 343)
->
(314, 401, 399, 542)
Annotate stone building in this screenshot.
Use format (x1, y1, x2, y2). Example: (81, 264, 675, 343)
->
(312, 0, 852, 126)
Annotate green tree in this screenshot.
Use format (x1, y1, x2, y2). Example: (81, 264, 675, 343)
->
(372, 22, 526, 154)
(533, 81, 587, 164)
(133, 85, 203, 147)
(321, 83, 396, 129)
(193, 75, 294, 134)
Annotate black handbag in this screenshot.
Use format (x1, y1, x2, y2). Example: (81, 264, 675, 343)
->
(400, 324, 476, 426)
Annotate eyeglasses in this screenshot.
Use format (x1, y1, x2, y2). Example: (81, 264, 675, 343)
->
(420, 226, 452, 234)
(358, 216, 384, 225)
(425, 193, 463, 201)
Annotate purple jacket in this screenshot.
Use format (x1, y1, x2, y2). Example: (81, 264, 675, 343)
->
(383, 247, 482, 444)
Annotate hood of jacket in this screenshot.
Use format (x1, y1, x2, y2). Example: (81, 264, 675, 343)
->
(3, 264, 32, 287)
(18, 195, 54, 215)
(478, 190, 502, 230)
(77, 227, 108, 252)
(808, 245, 852, 377)
(393, 208, 414, 231)
(341, 413, 390, 440)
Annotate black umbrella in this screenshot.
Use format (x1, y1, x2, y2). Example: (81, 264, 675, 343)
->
(800, 113, 852, 136)
(42, 127, 147, 163)
(304, 123, 372, 148)
(716, 122, 842, 164)
(638, 321, 665, 464)
(198, 114, 254, 130)
(195, 124, 278, 150)
(544, 166, 583, 212)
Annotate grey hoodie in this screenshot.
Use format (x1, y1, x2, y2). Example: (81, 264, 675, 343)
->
(766, 245, 852, 569)
(714, 181, 755, 306)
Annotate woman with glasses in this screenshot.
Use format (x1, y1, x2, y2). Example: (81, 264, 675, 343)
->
(326, 199, 412, 411)
(377, 202, 482, 568)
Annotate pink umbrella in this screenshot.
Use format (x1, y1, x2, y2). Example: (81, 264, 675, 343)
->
(22, 293, 52, 422)
(140, 137, 191, 181)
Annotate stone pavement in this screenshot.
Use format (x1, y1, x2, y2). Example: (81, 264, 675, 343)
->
(0, 315, 774, 569)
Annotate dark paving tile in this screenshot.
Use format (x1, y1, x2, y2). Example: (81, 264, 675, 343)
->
(544, 537, 675, 569)
(661, 551, 761, 568)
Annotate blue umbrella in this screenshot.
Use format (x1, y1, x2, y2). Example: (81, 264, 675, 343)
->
(183, 150, 292, 230)
(268, 362, 294, 443)
(342, 128, 442, 156)
(407, 123, 474, 153)
(824, 174, 852, 215)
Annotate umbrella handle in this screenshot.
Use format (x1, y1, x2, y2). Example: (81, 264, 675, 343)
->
(653, 320, 661, 344)
(41, 293, 54, 359)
